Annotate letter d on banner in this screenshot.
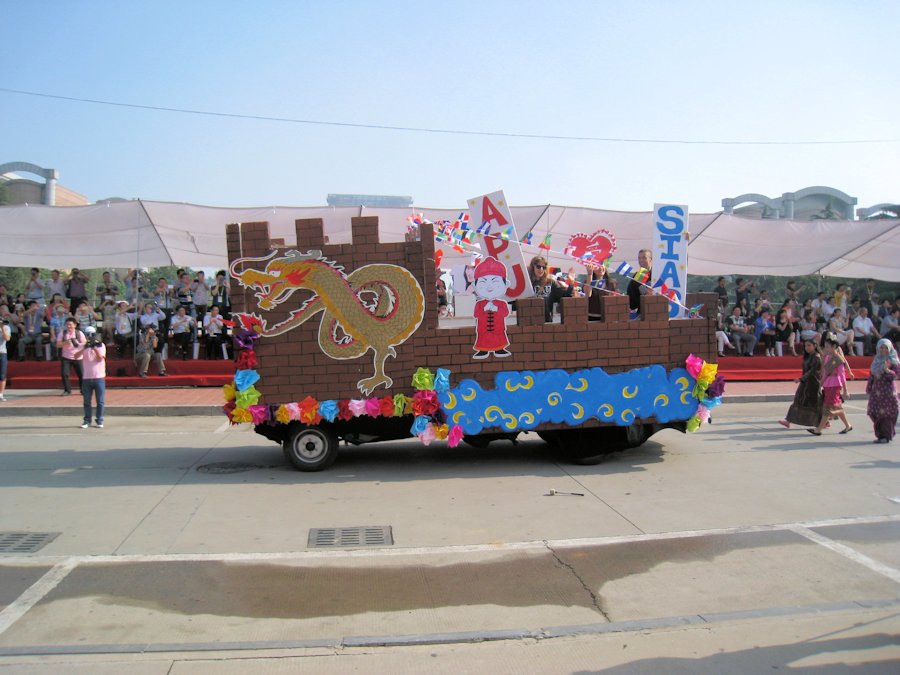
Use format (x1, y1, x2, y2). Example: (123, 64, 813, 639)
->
(651, 203, 689, 318)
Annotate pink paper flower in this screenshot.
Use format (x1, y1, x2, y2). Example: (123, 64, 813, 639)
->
(448, 425, 464, 448)
(349, 399, 367, 417)
(419, 423, 437, 445)
(365, 397, 382, 417)
(685, 353, 704, 379)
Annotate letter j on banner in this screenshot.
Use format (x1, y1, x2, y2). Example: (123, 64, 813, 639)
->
(651, 203, 689, 318)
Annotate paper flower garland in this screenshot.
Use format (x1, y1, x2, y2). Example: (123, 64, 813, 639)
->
(684, 354, 726, 432)
(223, 357, 466, 451)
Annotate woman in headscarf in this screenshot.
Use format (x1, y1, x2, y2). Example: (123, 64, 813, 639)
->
(779, 339, 823, 429)
(865, 338, 900, 443)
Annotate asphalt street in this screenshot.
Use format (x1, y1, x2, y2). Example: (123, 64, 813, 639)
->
(0, 400, 897, 673)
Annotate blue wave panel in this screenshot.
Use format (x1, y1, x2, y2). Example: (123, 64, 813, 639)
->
(444, 365, 701, 435)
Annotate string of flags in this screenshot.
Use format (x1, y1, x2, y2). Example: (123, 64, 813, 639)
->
(409, 213, 705, 317)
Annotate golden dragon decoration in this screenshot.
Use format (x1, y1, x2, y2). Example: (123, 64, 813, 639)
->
(230, 250, 425, 395)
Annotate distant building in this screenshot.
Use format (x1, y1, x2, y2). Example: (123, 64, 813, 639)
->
(0, 161, 88, 206)
(722, 186, 857, 220)
(326, 193, 413, 208)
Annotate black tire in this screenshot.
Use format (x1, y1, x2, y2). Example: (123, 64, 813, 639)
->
(283, 425, 339, 471)
(462, 432, 518, 449)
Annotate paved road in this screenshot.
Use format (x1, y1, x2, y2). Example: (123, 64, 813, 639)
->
(0, 399, 897, 673)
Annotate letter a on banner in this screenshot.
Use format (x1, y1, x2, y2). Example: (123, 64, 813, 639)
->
(651, 203, 689, 318)
(466, 190, 534, 300)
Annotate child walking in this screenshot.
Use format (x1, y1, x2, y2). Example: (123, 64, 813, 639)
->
(808, 334, 854, 436)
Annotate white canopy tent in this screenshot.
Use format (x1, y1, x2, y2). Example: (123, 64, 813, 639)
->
(0, 199, 897, 281)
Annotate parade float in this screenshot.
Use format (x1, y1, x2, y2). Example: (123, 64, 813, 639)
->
(222, 193, 723, 471)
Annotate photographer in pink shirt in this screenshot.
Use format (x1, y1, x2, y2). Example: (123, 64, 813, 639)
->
(75, 326, 107, 429)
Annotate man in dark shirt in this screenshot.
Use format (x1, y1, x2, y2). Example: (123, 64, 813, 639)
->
(627, 249, 653, 315)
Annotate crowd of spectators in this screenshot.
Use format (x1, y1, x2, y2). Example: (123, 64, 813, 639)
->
(714, 276, 900, 358)
(0, 268, 234, 376)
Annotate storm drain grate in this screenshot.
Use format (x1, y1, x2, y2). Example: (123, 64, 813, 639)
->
(308, 526, 393, 548)
(0, 532, 60, 554)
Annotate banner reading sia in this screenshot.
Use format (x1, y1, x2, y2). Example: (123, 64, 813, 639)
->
(466, 190, 534, 300)
(650, 203, 689, 319)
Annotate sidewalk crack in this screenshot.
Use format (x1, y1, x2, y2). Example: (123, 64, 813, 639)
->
(544, 540, 611, 621)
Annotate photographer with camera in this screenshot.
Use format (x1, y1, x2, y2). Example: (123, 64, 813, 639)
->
(56, 317, 85, 396)
(76, 326, 106, 429)
(0, 315, 11, 402)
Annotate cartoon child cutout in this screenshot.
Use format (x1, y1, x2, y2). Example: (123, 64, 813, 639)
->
(472, 256, 512, 360)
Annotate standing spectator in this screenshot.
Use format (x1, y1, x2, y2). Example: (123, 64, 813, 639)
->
(877, 298, 893, 322)
(203, 305, 225, 359)
(811, 291, 827, 317)
(56, 317, 85, 396)
(65, 268, 90, 309)
(0, 316, 10, 401)
(819, 294, 836, 321)
(834, 283, 851, 316)
(210, 270, 231, 320)
(152, 277, 174, 336)
(191, 271, 210, 332)
(77, 326, 106, 429)
(784, 280, 805, 303)
(45, 270, 66, 302)
(44, 294, 69, 323)
(135, 327, 167, 377)
(16, 301, 44, 361)
(169, 305, 195, 359)
(94, 271, 120, 307)
(865, 339, 899, 443)
(726, 305, 757, 356)
(714, 277, 728, 308)
(735, 278, 754, 307)
(98, 296, 117, 346)
(25, 268, 45, 307)
(858, 278, 879, 316)
(852, 307, 880, 356)
(754, 289, 774, 316)
(175, 272, 195, 317)
(626, 249, 652, 315)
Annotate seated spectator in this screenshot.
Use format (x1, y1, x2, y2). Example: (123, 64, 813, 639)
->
(715, 303, 737, 356)
(113, 301, 137, 358)
(138, 302, 166, 333)
(98, 296, 117, 346)
(754, 290, 774, 317)
(16, 300, 45, 361)
(852, 306, 880, 356)
(877, 298, 893, 322)
(774, 308, 796, 356)
(0, 315, 9, 401)
(799, 309, 823, 345)
(879, 307, 900, 345)
(726, 305, 757, 356)
(135, 328, 167, 377)
(44, 294, 69, 323)
(736, 296, 753, 319)
(47, 303, 71, 360)
(435, 278, 449, 317)
(529, 256, 573, 322)
(827, 308, 856, 350)
(74, 302, 100, 333)
(169, 305, 196, 360)
(203, 306, 226, 359)
(755, 310, 777, 356)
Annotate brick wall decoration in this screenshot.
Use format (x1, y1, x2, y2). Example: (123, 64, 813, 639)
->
(226, 217, 717, 423)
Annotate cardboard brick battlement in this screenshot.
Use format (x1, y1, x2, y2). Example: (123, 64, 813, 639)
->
(226, 218, 716, 403)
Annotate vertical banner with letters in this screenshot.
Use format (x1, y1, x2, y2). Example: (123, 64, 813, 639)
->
(467, 190, 534, 300)
(651, 203, 689, 319)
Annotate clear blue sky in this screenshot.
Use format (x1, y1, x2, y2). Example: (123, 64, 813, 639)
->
(3, 0, 898, 213)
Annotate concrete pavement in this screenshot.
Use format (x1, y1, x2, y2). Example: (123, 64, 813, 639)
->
(0, 396, 897, 672)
